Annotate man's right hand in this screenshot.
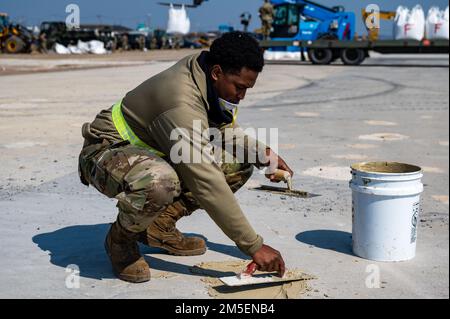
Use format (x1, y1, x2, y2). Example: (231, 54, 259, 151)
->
(252, 244, 286, 277)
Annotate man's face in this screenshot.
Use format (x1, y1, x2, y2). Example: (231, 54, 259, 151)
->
(211, 66, 259, 104)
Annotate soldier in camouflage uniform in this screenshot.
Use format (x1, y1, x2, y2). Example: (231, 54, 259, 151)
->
(79, 32, 292, 283)
(259, 0, 275, 40)
(138, 35, 146, 51)
(120, 33, 129, 51)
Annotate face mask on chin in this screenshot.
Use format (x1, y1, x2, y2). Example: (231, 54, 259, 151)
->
(218, 98, 239, 112)
(217, 97, 239, 128)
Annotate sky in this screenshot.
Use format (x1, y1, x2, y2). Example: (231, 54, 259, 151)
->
(1, 0, 449, 35)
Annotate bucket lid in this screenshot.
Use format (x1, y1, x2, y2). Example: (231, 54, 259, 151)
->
(351, 162, 422, 175)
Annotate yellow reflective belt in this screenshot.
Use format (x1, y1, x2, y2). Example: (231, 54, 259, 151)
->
(111, 100, 166, 157)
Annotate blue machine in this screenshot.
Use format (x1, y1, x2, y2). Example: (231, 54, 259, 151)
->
(269, 0, 355, 52)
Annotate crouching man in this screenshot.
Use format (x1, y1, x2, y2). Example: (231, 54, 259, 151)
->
(78, 32, 293, 283)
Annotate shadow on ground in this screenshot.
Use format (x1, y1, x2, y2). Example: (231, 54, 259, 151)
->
(295, 230, 353, 256)
(32, 224, 248, 280)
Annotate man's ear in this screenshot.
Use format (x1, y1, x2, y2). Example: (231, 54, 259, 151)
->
(210, 65, 223, 81)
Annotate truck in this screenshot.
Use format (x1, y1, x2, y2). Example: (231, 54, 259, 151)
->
(262, 0, 449, 65)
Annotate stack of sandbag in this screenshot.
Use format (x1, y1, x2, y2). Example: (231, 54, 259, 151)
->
(426, 6, 449, 40)
(394, 5, 426, 41)
(167, 4, 191, 35)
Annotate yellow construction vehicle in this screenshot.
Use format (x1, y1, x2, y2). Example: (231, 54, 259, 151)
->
(362, 9, 396, 41)
(0, 12, 32, 53)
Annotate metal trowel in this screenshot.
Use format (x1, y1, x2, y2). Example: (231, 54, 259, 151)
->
(252, 169, 320, 198)
(219, 262, 309, 287)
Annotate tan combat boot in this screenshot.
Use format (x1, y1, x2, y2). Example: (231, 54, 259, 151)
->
(139, 202, 207, 256)
(105, 221, 151, 283)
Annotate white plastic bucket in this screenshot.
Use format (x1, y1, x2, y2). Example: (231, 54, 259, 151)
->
(350, 162, 424, 262)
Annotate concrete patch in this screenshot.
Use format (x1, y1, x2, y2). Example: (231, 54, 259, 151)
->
(421, 115, 434, 119)
(432, 195, 449, 205)
(279, 144, 297, 150)
(261, 108, 274, 112)
(364, 120, 398, 126)
(422, 167, 445, 174)
(346, 144, 379, 150)
(295, 112, 320, 118)
(439, 141, 449, 147)
(332, 154, 369, 161)
(359, 133, 409, 142)
(190, 260, 313, 299)
(302, 166, 351, 181)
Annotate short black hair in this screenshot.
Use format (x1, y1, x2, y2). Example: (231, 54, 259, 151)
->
(207, 31, 264, 74)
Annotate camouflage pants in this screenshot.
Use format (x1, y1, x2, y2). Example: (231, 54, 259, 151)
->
(261, 19, 273, 38)
(78, 140, 254, 233)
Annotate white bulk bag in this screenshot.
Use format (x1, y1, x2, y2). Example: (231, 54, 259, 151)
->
(264, 51, 305, 61)
(76, 40, 90, 54)
(394, 6, 409, 40)
(395, 5, 425, 41)
(68, 44, 82, 54)
(426, 6, 449, 39)
(167, 4, 191, 35)
(54, 43, 71, 54)
(88, 40, 108, 54)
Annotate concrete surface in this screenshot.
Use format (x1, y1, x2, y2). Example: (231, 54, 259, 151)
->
(0, 52, 448, 299)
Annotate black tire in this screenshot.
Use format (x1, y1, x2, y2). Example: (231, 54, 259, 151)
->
(5, 35, 25, 54)
(340, 48, 366, 66)
(308, 48, 333, 65)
